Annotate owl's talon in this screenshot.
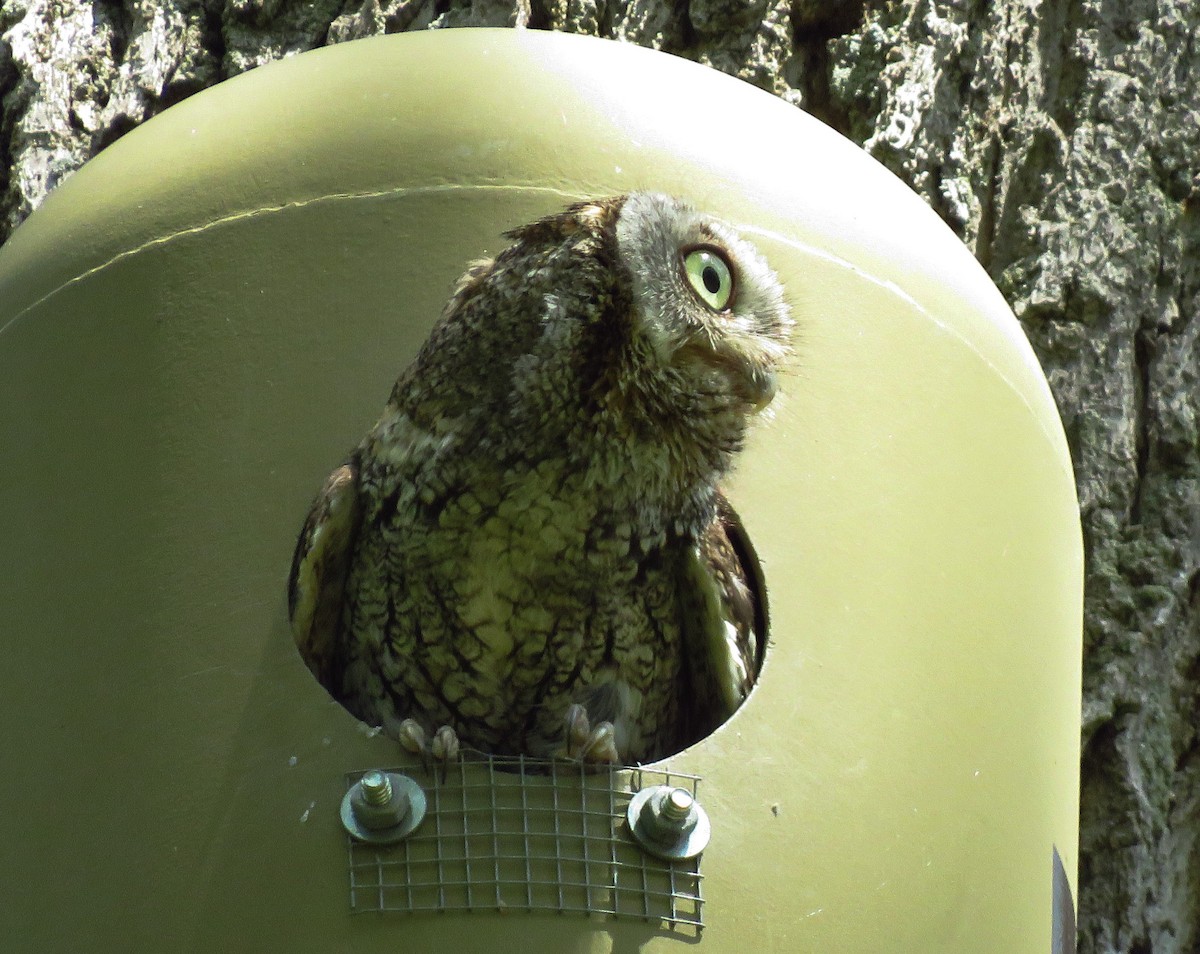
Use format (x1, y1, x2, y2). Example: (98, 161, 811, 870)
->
(564, 703, 592, 758)
(431, 724, 460, 762)
(396, 718, 428, 756)
(392, 718, 460, 781)
(431, 725, 461, 783)
(559, 705, 620, 764)
(578, 721, 620, 764)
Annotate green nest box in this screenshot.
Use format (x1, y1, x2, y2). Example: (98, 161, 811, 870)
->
(0, 29, 1082, 953)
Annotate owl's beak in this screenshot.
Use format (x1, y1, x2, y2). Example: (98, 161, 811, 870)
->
(740, 366, 778, 414)
(676, 337, 779, 413)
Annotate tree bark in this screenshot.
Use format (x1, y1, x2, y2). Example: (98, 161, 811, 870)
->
(1, 2, 1196, 951)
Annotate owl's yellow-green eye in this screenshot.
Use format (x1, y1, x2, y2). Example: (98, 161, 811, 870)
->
(683, 247, 734, 311)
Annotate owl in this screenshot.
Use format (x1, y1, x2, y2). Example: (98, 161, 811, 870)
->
(288, 192, 792, 765)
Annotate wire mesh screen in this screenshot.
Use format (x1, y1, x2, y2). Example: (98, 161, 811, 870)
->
(345, 754, 704, 933)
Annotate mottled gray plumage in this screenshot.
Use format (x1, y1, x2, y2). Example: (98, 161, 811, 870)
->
(289, 193, 792, 764)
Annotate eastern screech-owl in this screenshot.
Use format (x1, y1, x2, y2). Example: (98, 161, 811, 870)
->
(288, 192, 792, 765)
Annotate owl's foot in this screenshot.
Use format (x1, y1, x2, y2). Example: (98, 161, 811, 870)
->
(562, 703, 621, 764)
(396, 718, 460, 780)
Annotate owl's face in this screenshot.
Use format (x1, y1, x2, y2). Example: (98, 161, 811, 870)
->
(614, 193, 793, 415)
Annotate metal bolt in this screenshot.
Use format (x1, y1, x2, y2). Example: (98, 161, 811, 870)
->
(360, 770, 394, 807)
(349, 770, 410, 832)
(660, 788, 695, 823)
(340, 770, 427, 845)
(627, 785, 711, 861)
(639, 788, 699, 844)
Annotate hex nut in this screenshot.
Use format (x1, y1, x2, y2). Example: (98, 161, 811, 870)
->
(340, 771, 427, 845)
(351, 771, 411, 830)
(626, 785, 711, 861)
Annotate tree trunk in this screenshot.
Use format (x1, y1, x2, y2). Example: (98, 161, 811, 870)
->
(1, 2, 1196, 950)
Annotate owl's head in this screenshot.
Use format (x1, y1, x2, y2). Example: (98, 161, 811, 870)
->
(613, 192, 793, 421)
(428, 192, 792, 512)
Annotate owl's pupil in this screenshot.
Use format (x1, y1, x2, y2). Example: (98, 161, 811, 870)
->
(702, 267, 721, 294)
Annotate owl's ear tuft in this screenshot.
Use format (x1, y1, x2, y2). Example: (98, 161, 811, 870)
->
(503, 196, 625, 246)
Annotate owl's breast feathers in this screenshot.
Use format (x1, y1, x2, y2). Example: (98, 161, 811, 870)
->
(289, 412, 762, 760)
(340, 423, 714, 759)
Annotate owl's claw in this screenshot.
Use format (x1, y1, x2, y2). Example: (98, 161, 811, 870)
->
(562, 704, 621, 764)
(564, 703, 592, 757)
(431, 724, 460, 762)
(396, 718, 429, 756)
(396, 718, 460, 781)
(579, 722, 620, 764)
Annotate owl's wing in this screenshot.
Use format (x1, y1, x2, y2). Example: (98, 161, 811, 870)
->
(287, 463, 363, 692)
(679, 493, 765, 742)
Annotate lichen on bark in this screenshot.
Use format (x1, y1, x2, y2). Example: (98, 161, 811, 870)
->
(1, 1, 1196, 950)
